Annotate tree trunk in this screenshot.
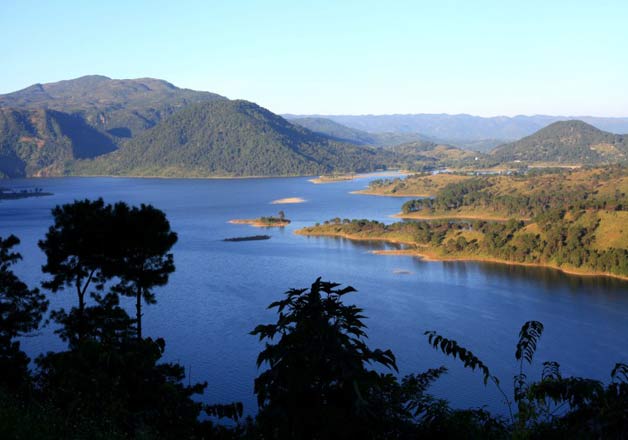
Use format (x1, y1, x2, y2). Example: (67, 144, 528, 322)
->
(136, 287, 143, 340)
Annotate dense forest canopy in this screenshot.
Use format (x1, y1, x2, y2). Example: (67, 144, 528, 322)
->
(70, 100, 393, 177)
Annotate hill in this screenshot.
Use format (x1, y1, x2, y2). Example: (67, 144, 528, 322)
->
(490, 120, 628, 164)
(0, 75, 225, 139)
(0, 107, 117, 177)
(72, 100, 392, 177)
(288, 117, 433, 146)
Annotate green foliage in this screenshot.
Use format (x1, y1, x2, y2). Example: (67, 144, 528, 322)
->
(251, 278, 398, 438)
(0, 235, 48, 390)
(425, 320, 628, 438)
(107, 202, 178, 338)
(73, 100, 392, 178)
(491, 120, 628, 164)
(36, 336, 207, 439)
(425, 331, 494, 385)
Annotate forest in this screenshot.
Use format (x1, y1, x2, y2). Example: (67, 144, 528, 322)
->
(1, 199, 627, 439)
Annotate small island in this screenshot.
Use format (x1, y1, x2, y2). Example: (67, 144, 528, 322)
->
(229, 211, 291, 228)
(0, 187, 52, 200)
(309, 174, 356, 184)
(224, 235, 271, 242)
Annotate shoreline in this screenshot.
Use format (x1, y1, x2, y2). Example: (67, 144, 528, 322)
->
(350, 189, 430, 197)
(392, 212, 520, 222)
(310, 170, 411, 185)
(17, 169, 410, 182)
(295, 230, 628, 281)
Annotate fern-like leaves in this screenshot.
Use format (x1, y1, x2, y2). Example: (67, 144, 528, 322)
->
(515, 321, 544, 364)
(424, 331, 493, 385)
(611, 362, 628, 383)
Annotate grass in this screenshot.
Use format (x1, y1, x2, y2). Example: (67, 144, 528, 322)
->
(592, 211, 628, 251)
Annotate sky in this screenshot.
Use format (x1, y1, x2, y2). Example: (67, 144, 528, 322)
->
(1, 0, 627, 117)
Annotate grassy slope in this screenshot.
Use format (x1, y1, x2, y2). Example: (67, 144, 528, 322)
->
(361, 168, 628, 221)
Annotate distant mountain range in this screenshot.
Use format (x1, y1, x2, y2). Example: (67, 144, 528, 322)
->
(1, 75, 627, 178)
(490, 120, 628, 164)
(283, 113, 628, 149)
(288, 117, 433, 147)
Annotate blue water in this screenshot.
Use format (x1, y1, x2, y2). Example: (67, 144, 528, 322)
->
(1, 174, 627, 417)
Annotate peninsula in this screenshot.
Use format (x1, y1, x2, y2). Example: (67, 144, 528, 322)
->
(295, 216, 628, 280)
(297, 166, 628, 280)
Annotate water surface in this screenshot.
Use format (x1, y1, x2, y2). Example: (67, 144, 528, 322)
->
(1, 174, 627, 415)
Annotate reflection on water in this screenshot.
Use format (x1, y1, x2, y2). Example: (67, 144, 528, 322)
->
(449, 260, 628, 295)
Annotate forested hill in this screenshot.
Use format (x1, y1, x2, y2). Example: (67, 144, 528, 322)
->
(0, 107, 117, 178)
(72, 100, 392, 178)
(0, 75, 225, 138)
(490, 120, 628, 164)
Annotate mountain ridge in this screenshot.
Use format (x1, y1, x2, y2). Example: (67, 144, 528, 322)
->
(283, 113, 628, 145)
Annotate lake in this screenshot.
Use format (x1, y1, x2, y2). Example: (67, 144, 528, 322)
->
(1, 174, 627, 416)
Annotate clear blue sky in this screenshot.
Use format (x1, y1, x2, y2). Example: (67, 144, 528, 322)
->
(2, 0, 627, 116)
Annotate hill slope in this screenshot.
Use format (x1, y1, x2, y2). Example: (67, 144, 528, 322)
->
(490, 120, 628, 164)
(72, 100, 391, 177)
(0, 75, 226, 138)
(289, 117, 433, 147)
(0, 108, 117, 177)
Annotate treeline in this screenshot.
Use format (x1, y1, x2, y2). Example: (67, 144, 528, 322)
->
(304, 216, 628, 277)
(1, 200, 627, 439)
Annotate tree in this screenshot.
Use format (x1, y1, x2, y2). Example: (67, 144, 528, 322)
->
(0, 235, 48, 390)
(251, 278, 397, 439)
(39, 199, 177, 341)
(38, 198, 113, 343)
(108, 202, 177, 339)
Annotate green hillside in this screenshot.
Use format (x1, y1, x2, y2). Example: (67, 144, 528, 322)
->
(0, 108, 117, 177)
(72, 100, 391, 177)
(491, 120, 628, 164)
